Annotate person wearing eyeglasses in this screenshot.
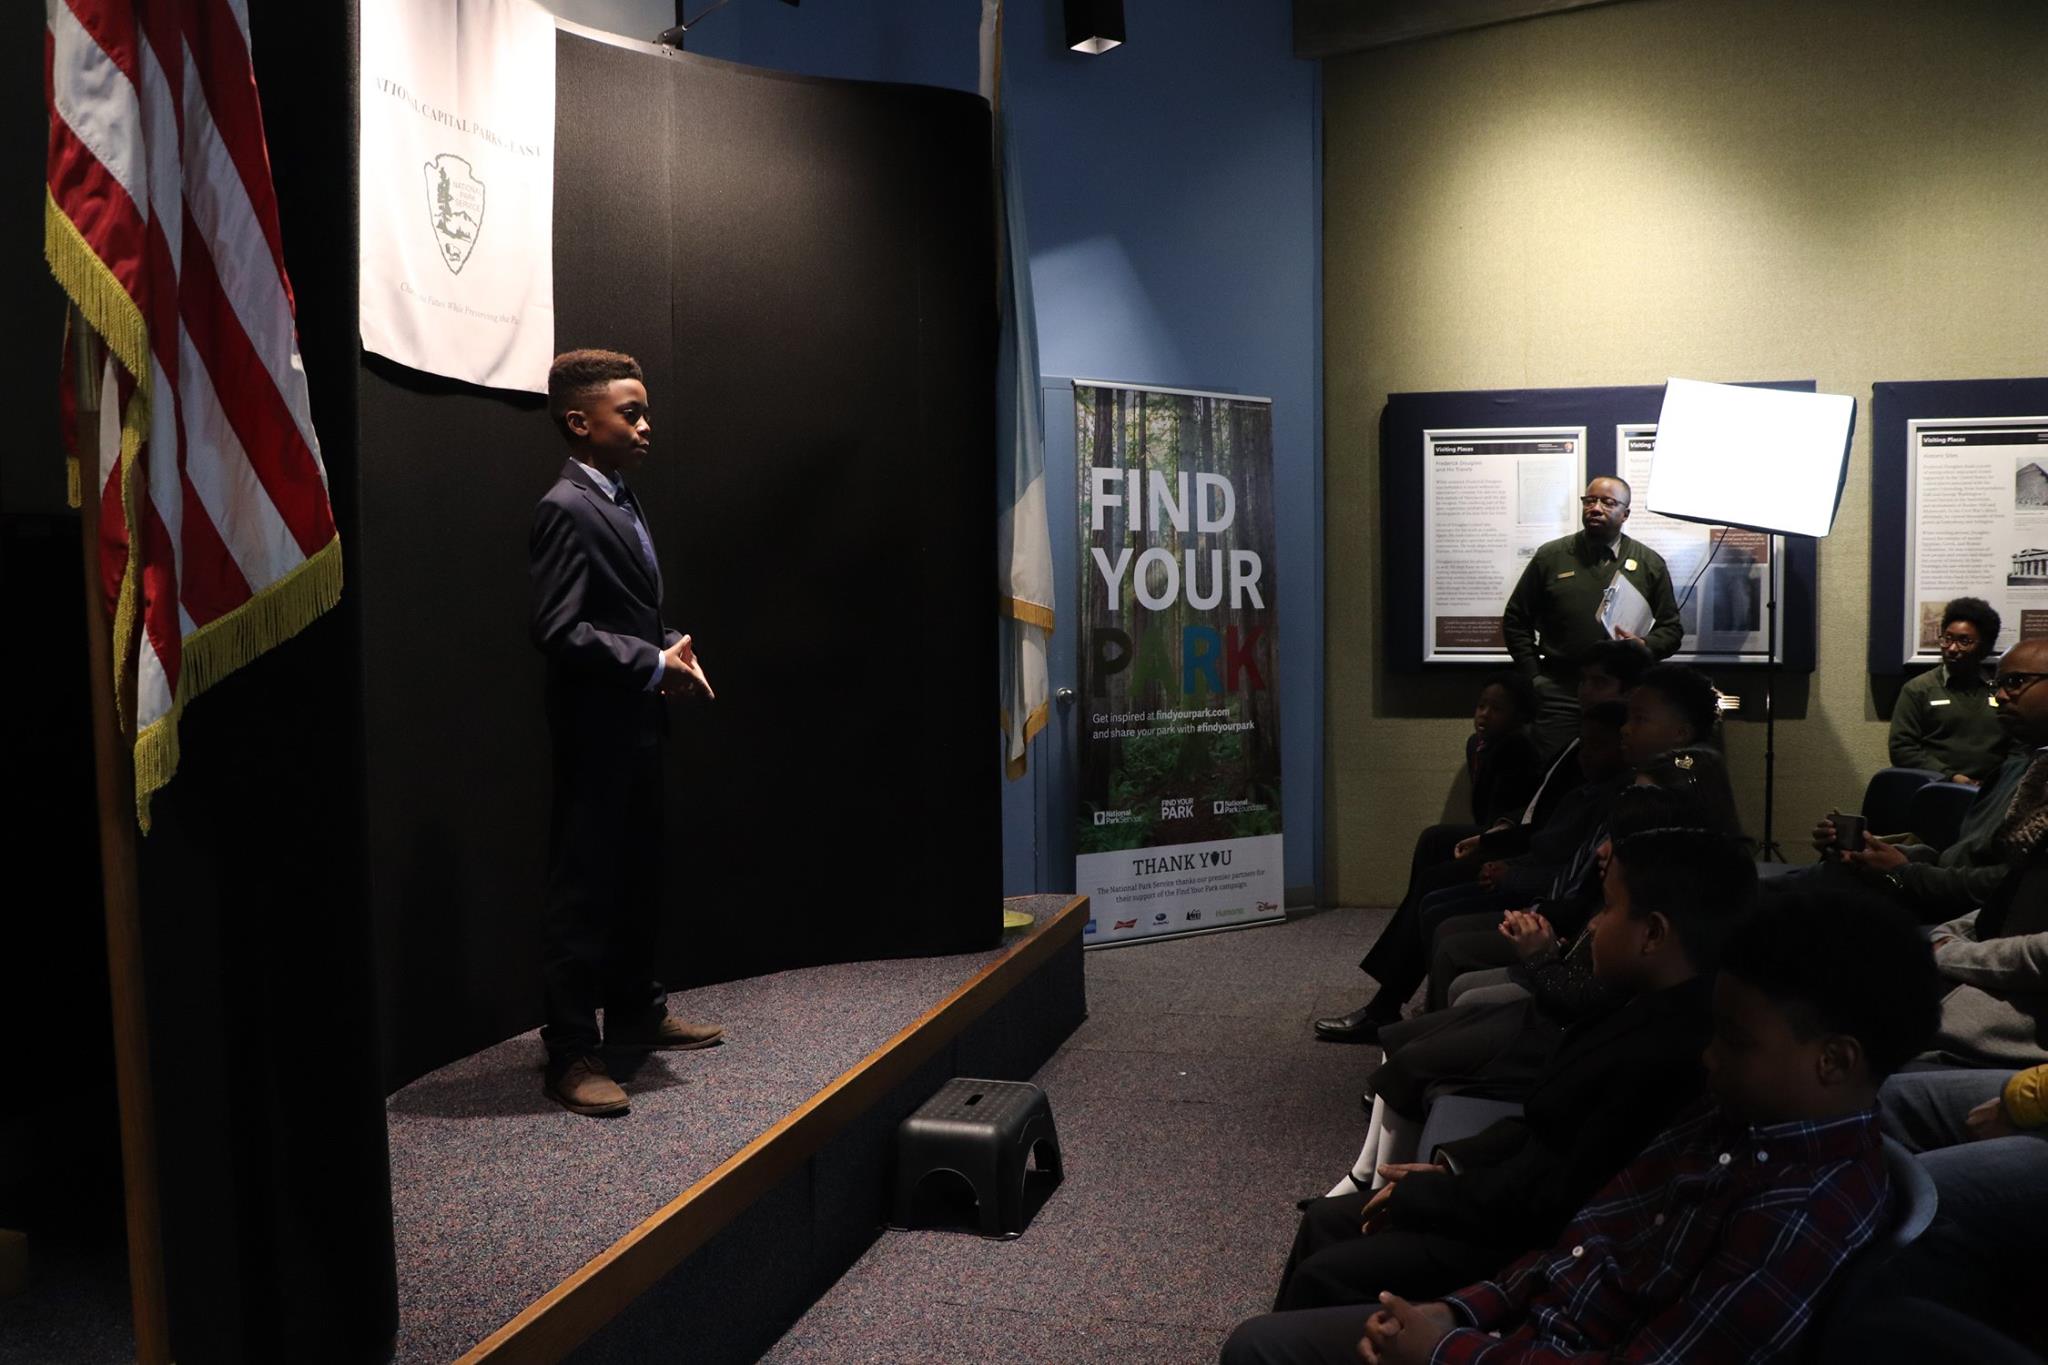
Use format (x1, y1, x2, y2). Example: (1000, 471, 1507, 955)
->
(1817, 637, 2048, 924)
(1891, 596, 2011, 786)
(1502, 476, 1683, 760)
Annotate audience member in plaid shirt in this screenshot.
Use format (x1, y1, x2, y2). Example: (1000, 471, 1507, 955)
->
(1359, 887, 1941, 1365)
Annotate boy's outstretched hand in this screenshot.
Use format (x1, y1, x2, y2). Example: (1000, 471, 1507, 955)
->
(1358, 1294, 1454, 1364)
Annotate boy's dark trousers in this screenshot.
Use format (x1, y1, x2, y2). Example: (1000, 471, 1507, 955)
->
(541, 733, 667, 1066)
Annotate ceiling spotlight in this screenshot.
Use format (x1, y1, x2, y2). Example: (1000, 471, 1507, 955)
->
(1063, 0, 1123, 55)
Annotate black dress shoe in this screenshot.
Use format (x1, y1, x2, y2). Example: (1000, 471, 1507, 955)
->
(1313, 1003, 1386, 1043)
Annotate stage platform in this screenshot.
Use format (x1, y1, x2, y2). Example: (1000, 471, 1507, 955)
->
(384, 894, 1087, 1363)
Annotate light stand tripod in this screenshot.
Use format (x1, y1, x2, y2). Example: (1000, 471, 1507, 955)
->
(1758, 551, 1784, 862)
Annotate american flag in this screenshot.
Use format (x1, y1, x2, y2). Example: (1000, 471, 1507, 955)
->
(45, 0, 342, 828)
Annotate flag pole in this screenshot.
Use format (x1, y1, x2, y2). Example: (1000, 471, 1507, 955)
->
(69, 306, 173, 1365)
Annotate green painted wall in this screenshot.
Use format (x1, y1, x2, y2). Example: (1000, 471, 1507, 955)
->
(1323, 0, 2048, 905)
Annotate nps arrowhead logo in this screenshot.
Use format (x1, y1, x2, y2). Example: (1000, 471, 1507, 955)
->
(423, 153, 485, 274)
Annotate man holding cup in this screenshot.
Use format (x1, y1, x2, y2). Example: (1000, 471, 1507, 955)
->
(1815, 637, 2048, 923)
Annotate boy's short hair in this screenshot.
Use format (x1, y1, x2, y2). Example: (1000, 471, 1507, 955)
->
(547, 349, 643, 436)
(1942, 595, 2001, 649)
(1581, 638, 1651, 688)
(1609, 828, 1757, 973)
(1719, 886, 1942, 1081)
(1482, 670, 1538, 725)
(1636, 663, 1721, 743)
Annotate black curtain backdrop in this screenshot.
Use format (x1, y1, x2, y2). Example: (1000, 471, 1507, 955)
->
(359, 34, 1001, 1090)
(0, 0, 124, 1296)
(3, 11, 994, 1354)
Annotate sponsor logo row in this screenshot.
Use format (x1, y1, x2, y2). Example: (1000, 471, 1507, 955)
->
(1091, 797, 1271, 826)
(1084, 903, 1254, 935)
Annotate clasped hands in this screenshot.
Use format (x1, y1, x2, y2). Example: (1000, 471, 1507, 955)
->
(1498, 907, 1556, 960)
(1355, 1168, 1457, 1360)
(1358, 1291, 1457, 1364)
(660, 633, 715, 701)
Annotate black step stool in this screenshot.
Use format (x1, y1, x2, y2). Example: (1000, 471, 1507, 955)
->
(891, 1078, 1061, 1239)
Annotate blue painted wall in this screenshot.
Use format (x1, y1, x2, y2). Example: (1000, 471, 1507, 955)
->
(688, 0, 1324, 900)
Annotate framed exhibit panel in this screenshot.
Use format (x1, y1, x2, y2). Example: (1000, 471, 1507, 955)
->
(1871, 378, 2048, 671)
(1420, 425, 1586, 662)
(1382, 384, 1819, 673)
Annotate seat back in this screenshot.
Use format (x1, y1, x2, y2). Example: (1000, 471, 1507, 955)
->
(1862, 767, 1942, 837)
(1805, 1137, 1941, 1361)
(1877, 1134, 1939, 1250)
(1907, 780, 1978, 853)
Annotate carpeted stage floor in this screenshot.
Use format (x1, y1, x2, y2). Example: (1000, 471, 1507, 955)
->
(386, 894, 1084, 1362)
(759, 904, 1392, 1364)
(0, 903, 1388, 1363)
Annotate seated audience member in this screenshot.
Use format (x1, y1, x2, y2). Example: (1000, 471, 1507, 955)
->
(1369, 763, 1741, 1121)
(1428, 747, 1742, 1009)
(1880, 1056, 2048, 1153)
(1465, 672, 1543, 829)
(1220, 826, 1755, 1364)
(1891, 595, 2009, 786)
(1459, 702, 1632, 909)
(1407, 670, 1726, 1007)
(1356, 645, 1648, 989)
(1465, 701, 1633, 909)
(1813, 636, 2048, 922)
(1869, 1063, 2048, 1357)
(1322, 663, 1721, 1045)
(1346, 887, 1941, 1365)
(1918, 803, 2048, 1067)
(1465, 641, 1651, 862)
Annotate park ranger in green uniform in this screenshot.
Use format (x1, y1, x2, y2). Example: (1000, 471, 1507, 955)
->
(1891, 595, 2010, 785)
(1502, 475, 1683, 758)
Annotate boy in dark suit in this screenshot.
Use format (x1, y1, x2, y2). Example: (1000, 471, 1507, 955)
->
(529, 349, 720, 1117)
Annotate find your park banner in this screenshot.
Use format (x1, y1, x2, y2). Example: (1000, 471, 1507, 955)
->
(1075, 382, 1284, 945)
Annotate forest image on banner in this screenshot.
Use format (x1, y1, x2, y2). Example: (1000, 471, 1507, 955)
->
(1076, 383, 1283, 944)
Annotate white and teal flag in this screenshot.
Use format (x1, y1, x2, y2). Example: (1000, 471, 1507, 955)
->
(983, 0, 1055, 780)
(359, 0, 556, 393)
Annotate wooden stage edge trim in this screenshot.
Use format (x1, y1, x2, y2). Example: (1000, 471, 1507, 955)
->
(457, 895, 1090, 1365)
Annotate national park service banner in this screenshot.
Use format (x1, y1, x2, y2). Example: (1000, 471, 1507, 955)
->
(359, 0, 556, 393)
(1075, 382, 1284, 945)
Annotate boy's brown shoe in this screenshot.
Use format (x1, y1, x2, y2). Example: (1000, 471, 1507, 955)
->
(546, 1055, 629, 1117)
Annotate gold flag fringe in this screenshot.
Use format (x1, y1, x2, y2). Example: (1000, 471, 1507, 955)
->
(1001, 594, 1055, 631)
(109, 387, 148, 722)
(43, 191, 152, 403)
(129, 534, 345, 831)
(45, 191, 153, 745)
(65, 456, 81, 509)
